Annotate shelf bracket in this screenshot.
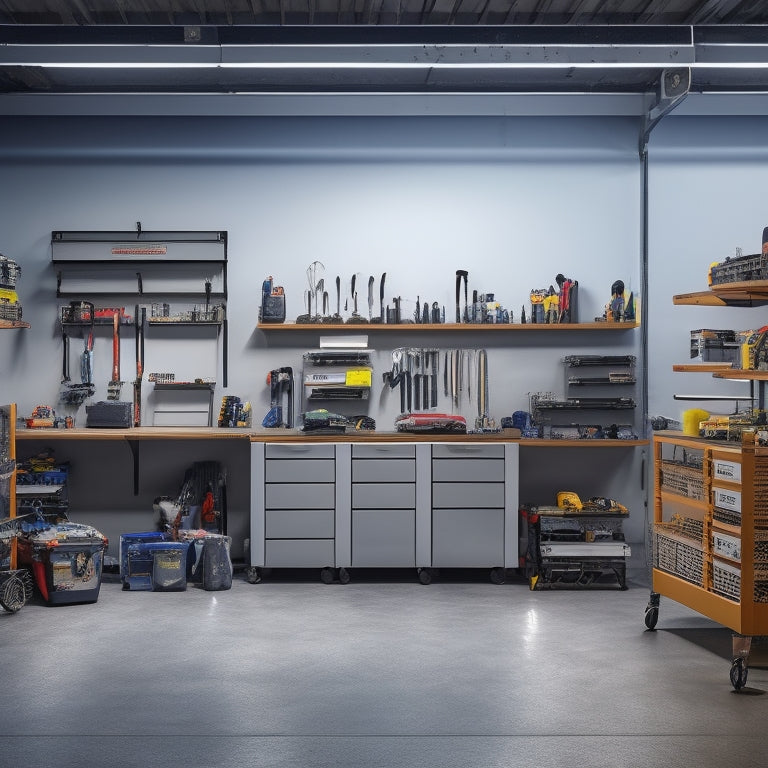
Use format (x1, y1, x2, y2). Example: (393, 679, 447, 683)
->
(639, 68, 690, 158)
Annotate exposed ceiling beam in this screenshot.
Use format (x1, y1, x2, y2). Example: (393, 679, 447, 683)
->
(687, 0, 747, 24)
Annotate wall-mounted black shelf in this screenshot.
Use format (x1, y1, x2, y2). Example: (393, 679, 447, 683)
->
(51, 229, 228, 387)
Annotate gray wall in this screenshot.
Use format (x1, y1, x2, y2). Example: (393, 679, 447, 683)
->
(648, 115, 768, 423)
(0, 113, 645, 556)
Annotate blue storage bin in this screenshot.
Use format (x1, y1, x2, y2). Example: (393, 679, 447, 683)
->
(119, 531, 169, 583)
(123, 540, 187, 592)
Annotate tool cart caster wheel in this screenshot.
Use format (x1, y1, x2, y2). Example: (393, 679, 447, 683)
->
(338, 568, 351, 585)
(644, 591, 661, 630)
(730, 657, 748, 691)
(418, 568, 432, 585)
(245, 567, 262, 584)
(320, 567, 335, 584)
(0, 575, 26, 613)
(644, 606, 659, 631)
(490, 568, 506, 585)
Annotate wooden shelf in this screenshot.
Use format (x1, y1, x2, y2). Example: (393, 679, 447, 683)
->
(674, 282, 768, 307)
(713, 369, 768, 381)
(258, 321, 639, 332)
(673, 363, 734, 372)
(0, 320, 30, 329)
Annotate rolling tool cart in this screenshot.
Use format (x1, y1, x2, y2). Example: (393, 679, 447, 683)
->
(0, 403, 33, 613)
(648, 432, 768, 691)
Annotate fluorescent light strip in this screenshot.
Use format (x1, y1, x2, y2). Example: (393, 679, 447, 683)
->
(7, 61, 692, 69)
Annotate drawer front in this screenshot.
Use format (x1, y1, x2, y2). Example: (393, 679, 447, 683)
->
(352, 444, 416, 459)
(265, 444, 335, 459)
(352, 459, 415, 483)
(432, 482, 504, 509)
(352, 483, 416, 509)
(432, 444, 504, 459)
(352, 508, 415, 567)
(265, 539, 335, 567)
(432, 458, 504, 483)
(266, 459, 335, 483)
(266, 508, 334, 539)
(432, 508, 504, 567)
(265, 483, 335, 510)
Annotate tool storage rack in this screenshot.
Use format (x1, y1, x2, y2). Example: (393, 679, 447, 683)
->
(51, 229, 229, 388)
(647, 431, 768, 689)
(1, 402, 31, 612)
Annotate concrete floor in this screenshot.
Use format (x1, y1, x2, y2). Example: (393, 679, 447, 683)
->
(2, 568, 768, 768)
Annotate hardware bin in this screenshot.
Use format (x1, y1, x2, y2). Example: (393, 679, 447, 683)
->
(30, 538, 106, 605)
(123, 539, 185, 591)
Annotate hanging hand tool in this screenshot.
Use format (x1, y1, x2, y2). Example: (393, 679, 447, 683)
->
(476, 349, 490, 430)
(133, 305, 145, 427)
(456, 270, 468, 323)
(347, 273, 367, 324)
(81, 329, 94, 390)
(262, 367, 294, 428)
(107, 310, 123, 400)
(431, 350, 439, 408)
(379, 273, 386, 323)
(316, 278, 324, 320)
(59, 331, 94, 407)
(367, 276, 374, 321)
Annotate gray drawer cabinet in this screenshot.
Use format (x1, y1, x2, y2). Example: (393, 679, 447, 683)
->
(349, 443, 431, 572)
(250, 442, 350, 582)
(248, 441, 517, 584)
(430, 443, 519, 579)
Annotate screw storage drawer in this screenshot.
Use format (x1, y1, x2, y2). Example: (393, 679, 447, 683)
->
(266, 508, 334, 539)
(352, 458, 415, 483)
(432, 482, 504, 509)
(432, 458, 504, 483)
(432, 508, 504, 566)
(352, 482, 415, 509)
(352, 444, 415, 459)
(432, 444, 504, 459)
(351, 509, 415, 567)
(266, 459, 335, 483)
(264, 539, 335, 567)
(265, 444, 335, 459)
(265, 483, 335, 510)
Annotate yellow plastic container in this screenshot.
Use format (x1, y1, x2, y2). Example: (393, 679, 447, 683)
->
(682, 408, 710, 436)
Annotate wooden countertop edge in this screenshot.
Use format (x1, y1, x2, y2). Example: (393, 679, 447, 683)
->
(15, 427, 648, 446)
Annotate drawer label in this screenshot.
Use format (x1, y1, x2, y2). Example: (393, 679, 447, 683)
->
(346, 369, 372, 387)
(713, 460, 741, 484)
(713, 487, 741, 512)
